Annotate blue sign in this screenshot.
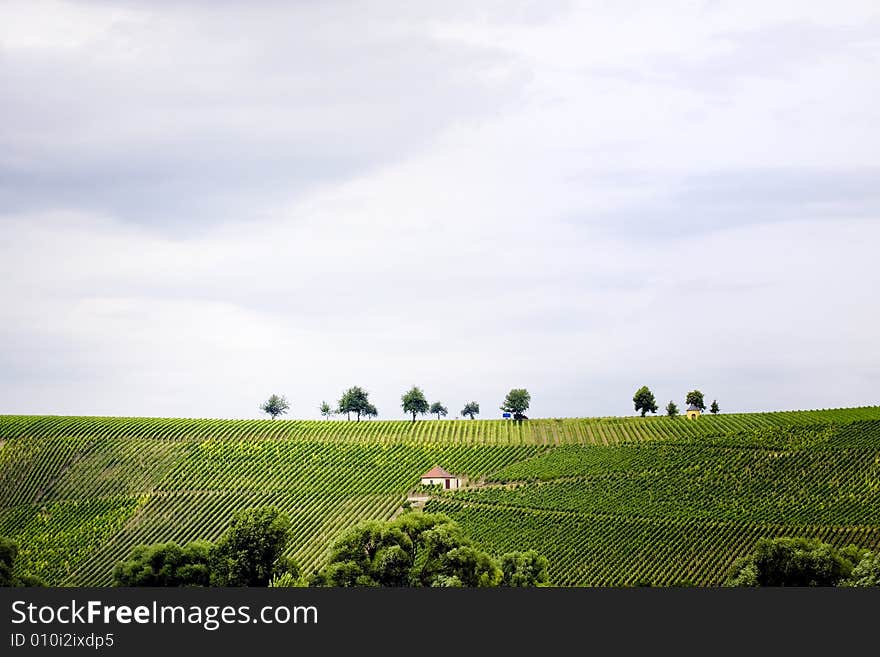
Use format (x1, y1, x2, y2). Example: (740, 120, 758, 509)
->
(502, 413, 512, 419)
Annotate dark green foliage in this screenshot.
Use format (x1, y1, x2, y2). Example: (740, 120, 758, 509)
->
(633, 386, 658, 417)
(260, 394, 290, 420)
(686, 390, 706, 411)
(112, 541, 212, 586)
(440, 545, 501, 586)
(111, 508, 297, 587)
(337, 386, 373, 422)
(430, 402, 448, 420)
(726, 537, 862, 586)
(461, 402, 480, 420)
(501, 389, 531, 417)
(0, 537, 45, 587)
(401, 386, 430, 422)
(710, 400, 720, 415)
(309, 513, 540, 587)
(500, 550, 549, 586)
(0, 537, 16, 586)
(210, 507, 293, 586)
(666, 401, 679, 417)
(842, 553, 880, 587)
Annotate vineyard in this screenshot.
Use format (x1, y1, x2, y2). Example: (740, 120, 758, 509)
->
(1, 408, 879, 586)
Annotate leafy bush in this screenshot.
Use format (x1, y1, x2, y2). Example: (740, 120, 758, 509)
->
(310, 512, 545, 587)
(726, 538, 864, 587)
(112, 541, 212, 586)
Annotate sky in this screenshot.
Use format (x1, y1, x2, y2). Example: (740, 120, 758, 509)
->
(1, 0, 879, 420)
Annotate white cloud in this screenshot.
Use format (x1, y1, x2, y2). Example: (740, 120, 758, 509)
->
(1, 1, 878, 419)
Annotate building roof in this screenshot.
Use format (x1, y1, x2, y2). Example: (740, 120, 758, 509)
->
(686, 404, 701, 411)
(421, 465, 455, 479)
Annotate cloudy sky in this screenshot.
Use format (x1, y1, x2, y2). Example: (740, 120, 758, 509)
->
(1, 1, 878, 420)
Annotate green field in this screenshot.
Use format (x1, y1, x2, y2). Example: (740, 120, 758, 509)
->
(1, 408, 879, 586)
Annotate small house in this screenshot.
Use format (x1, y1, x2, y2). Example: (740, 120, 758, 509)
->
(420, 466, 460, 490)
(686, 404, 701, 420)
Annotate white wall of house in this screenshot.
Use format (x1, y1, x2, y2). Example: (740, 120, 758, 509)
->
(420, 477, 460, 490)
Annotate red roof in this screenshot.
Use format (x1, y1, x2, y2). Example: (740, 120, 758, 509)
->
(421, 466, 455, 479)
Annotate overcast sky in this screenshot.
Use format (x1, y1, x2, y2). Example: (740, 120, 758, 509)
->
(1, 1, 878, 420)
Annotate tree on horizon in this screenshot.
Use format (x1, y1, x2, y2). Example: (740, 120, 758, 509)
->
(260, 394, 290, 420)
(686, 390, 706, 411)
(633, 386, 658, 417)
(461, 401, 480, 420)
(337, 386, 373, 422)
(501, 389, 531, 420)
(401, 386, 430, 423)
(430, 401, 448, 420)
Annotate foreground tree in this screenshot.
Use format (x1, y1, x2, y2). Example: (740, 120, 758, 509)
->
(260, 394, 290, 420)
(501, 389, 531, 420)
(320, 401, 335, 420)
(632, 386, 658, 417)
(310, 512, 546, 587)
(726, 537, 866, 587)
(430, 402, 448, 420)
(710, 400, 720, 415)
(112, 508, 298, 587)
(500, 550, 549, 587)
(210, 508, 295, 586)
(0, 537, 14, 587)
(685, 390, 706, 411)
(461, 401, 480, 420)
(0, 537, 45, 587)
(337, 386, 373, 422)
(841, 553, 880, 587)
(113, 541, 212, 586)
(666, 401, 679, 417)
(401, 386, 430, 422)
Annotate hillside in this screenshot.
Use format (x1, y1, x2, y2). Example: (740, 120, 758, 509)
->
(1, 408, 879, 586)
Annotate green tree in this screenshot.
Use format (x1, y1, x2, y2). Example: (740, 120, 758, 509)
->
(500, 550, 549, 587)
(210, 508, 295, 586)
(726, 537, 862, 587)
(260, 394, 290, 420)
(309, 513, 544, 588)
(430, 402, 448, 420)
(320, 401, 335, 420)
(0, 537, 45, 587)
(501, 388, 531, 420)
(461, 401, 480, 420)
(337, 386, 373, 422)
(112, 541, 212, 586)
(401, 386, 430, 423)
(710, 399, 720, 415)
(841, 552, 880, 587)
(632, 386, 658, 417)
(363, 403, 378, 420)
(666, 401, 679, 417)
(0, 537, 14, 587)
(685, 390, 706, 411)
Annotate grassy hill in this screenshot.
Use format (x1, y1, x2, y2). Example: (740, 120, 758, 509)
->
(1, 408, 879, 586)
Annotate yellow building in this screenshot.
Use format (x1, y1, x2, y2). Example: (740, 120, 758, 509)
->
(686, 404, 701, 420)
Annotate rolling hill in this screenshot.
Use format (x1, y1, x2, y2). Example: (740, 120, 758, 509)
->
(1, 408, 879, 586)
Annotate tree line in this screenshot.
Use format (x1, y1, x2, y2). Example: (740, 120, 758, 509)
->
(106, 508, 548, 588)
(633, 386, 720, 418)
(260, 388, 532, 423)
